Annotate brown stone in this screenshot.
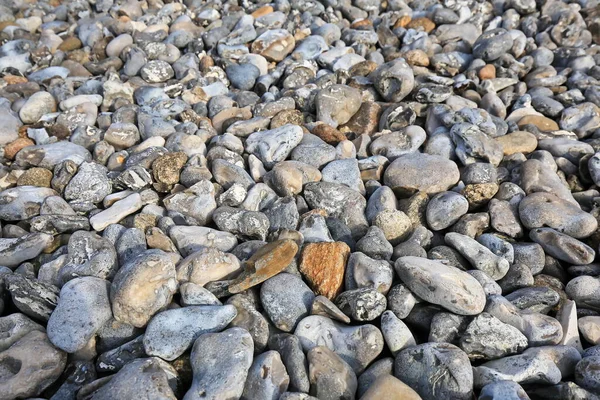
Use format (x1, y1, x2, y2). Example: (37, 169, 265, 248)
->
(58, 36, 83, 52)
(350, 19, 373, 29)
(348, 61, 378, 77)
(393, 15, 411, 29)
(3, 75, 28, 85)
(146, 227, 178, 253)
(17, 167, 53, 187)
(404, 49, 429, 67)
(133, 213, 158, 232)
(251, 5, 273, 18)
(270, 109, 304, 129)
(478, 64, 496, 80)
(495, 130, 538, 155)
(361, 375, 423, 400)
(312, 124, 346, 145)
(212, 107, 252, 133)
(228, 239, 299, 294)
(199, 56, 215, 73)
(4, 137, 34, 159)
(299, 241, 350, 300)
(152, 152, 188, 186)
(517, 115, 559, 131)
(0, 331, 67, 399)
(406, 17, 435, 33)
(339, 101, 382, 136)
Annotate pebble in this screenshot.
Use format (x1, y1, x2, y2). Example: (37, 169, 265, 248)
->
(110, 250, 178, 328)
(47, 277, 112, 353)
(0, 0, 599, 396)
(394, 256, 486, 315)
(384, 153, 460, 195)
(86, 357, 178, 399)
(307, 346, 357, 400)
(395, 343, 473, 400)
(143, 305, 237, 360)
(295, 315, 384, 374)
(299, 241, 350, 300)
(261, 272, 314, 332)
(185, 328, 253, 400)
(0, 331, 66, 399)
(242, 350, 290, 400)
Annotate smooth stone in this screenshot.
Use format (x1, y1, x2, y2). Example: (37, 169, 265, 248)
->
(47, 277, 112, 353)
(383, 153, 460, 196)
(0, 313, 45, 352)
(90, 193, 143, 231)
(86, 357, 178, 399)
(176, 247, 241, 286)
(19, 91, 56, 124)
(446, 232, 510, 279)
(394, 256, 486, 315)
(245, 124, 304, 169)
(0, 232, 53, 268)
(478, 380, 530, 400)
(307, 346, 357, 400)
(169, 226, 238, 256)
(361, 375, 422, 400)
(295, 315, 383, 374)
(260, 273, 315, 332)
(380, 310, 416, 355)
(578, 316, 600, 345)
(426, 191, 469, 230)
(520, 159, 577, 206)
(268, 333, 310, 393)
(395, 343, 473, 400)
(110, 250, 178, 328)
(575, 355, 600, 394)
(345, 252, 393, 294)
(143, 305, 237, 361)
(473, 346, 581, 387)
(184, 328, 254, 400)
(242, 350, 289, 400)
(228, 294, 269, 353)
(519, 192, 597, 239)
(530, 228, 595, 265)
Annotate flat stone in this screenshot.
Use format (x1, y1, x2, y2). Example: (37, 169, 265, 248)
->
(228, 239, 298, 293)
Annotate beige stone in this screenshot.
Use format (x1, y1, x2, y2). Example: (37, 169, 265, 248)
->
(361, 375, 423, 400)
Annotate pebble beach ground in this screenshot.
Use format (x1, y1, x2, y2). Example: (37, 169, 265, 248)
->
(0, 0, 600, 398)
